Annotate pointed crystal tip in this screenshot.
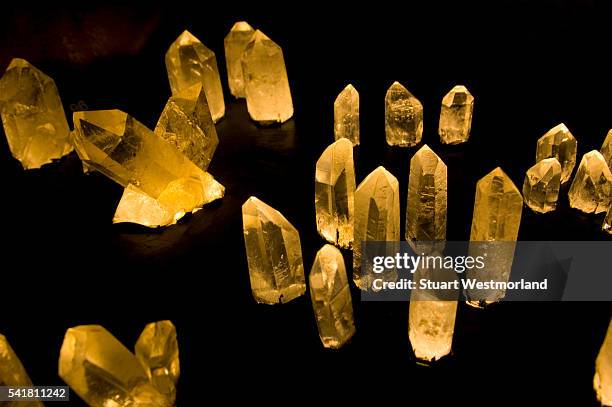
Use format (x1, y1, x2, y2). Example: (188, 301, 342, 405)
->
(231, 21, 254, 32)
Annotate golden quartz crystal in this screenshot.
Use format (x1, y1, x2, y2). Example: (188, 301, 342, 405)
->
(71, 110, 224, 227)
(353, 166, 400, 289)
(466, 168, 523, 307)
(242, 196, 306, 304)
(604, 206, 612, 235)
(595, 319, 612, 406)
(315, 138, 356, 248)
(334, 84, 359, 145)
(242, 30, 293, 124)
(165, 30, 225, 122)
(439, 85, 474, 144)
(536, 123, 577, 183)
(405, 145, 447, 252)
(0, 58, 72, 169)
(0, 334, 43, 407)
(385, 81, 423, 147)
(224, 21, 255, 98)
(522, 158, 562, 213)
(59, 325, 171, 407)
(568, 150, 612, 214)
(135, 321, 179, 404)
(601, 129, 612, 170)
(154, 83, 218, 171)
(309, 244, 356, 349)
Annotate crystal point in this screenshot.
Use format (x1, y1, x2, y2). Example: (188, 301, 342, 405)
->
(165, 30, 225, 122)
(334, 84, 359, 145)
(0, 334, 43, 407)
(602, 129, 612, 170)
(224, 21, 255, 98)
(522, 158, 561, 213)
(439, 85, 474, 144)
(242, 196, 306, 304)
(309, 244, 355, 349)
(315, 138, 356, 248)
(536, 123, 577, 183)
(385, 81, 423, 147)
(595, 319, 612, 406)
(568, 150, 612, 214)
(0, 58, 72, 169)
(242, 30, 293, 124)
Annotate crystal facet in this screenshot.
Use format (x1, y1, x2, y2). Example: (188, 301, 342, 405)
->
(154, 83, 218, 171)
(536, 123, 577, 183)
(0, 334, 43, 407)
(439, 85, 474, 144)
(315, 138, 356, 248)
(242, 30, 293, 124)
(135, 321, 179, 404)
(224, 21, 255, 98)
(309, 244, 356, 349)
(604, 206, 612, 235)
(353, 166, 400, 289)
(385, 81, 423, 147)
(0, 58, 72, 169)
(405, 145, 447, 252)
(242, 196, 306, 304)
(568, 150, 612, 214)
(522, 158, 562, 213)
(595, 319, 612, 406)
(165, 30, 225, 122)
(334, 84, 359, 145)
(59, 325, 170, 407)
(602, 129, 612, 170)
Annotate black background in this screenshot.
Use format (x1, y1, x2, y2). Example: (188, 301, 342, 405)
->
(1, 1, 612, 405)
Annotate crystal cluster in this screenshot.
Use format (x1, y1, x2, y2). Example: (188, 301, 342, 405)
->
(568, 150, 612, 214)
(224, 21, 255, 98)
(439, 85, 474, 144)
(385, 81, 423, 147)
(595, 319, 612, 406)
(334, 84, 359, 145)
(522, 158, 561, 213)
(535, 123, 577, 183)
(0, 334, 43, 407)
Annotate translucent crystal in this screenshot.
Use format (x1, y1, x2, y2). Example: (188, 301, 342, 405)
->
(0, 334, 43, 407)
(353, 166, 400, 289)
(568, 150, 612, 214)
(601, 129, 612, 171)
(154, 83, 218, 171)
(315, 138, 356, 248)
(405, 145, 447, 253)
(536, 123, 577, 183)
(334, 84, 359, 145)
(59, 325, 170, 407)
(165, 30, 225, 122)
(242, 196, 306, 304)
(0, 58, 72, 169)
(242, 30, 293, 124)
(224, 21, 255, 98)
(135, 321, 179, 404)
(595, 319, 612, 406)
(309, 244, 355, 349)
(522, 158, 561, 213)
(439, 85, 474, 144)
(604, 206, 612, 235)
(385, 81, 423, 147)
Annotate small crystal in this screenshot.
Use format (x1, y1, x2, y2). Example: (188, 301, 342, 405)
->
(334, 84, 359, 145)
(309, 244, 355, 349)
(0, 58, 72, 169)
(242, 196, 306, 304)
(522, 158, 561, 213)
(315, 138, 356, 248)
(601, 129, 612, 171)
(595, 319, 612, 406)
(385, 81, 423, 147)
(604, 206, 612, 235)
(224, 21, 255, 98)
(568, 150, 612, 214)
(536, 123, 577, 183)
(0, 333, 43, 407)
(439, 85, 474, 144)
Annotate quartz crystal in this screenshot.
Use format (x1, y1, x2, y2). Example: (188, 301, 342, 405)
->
(604, 206, 612, 235)
(522, 158, 561, 213)
(242, 30, 293, 124)
(405, 145, 447, 253)
(601, 129, 612, 172)
(0, 334, 43, 407)
(466, 167, 523, 307)
(315, 138, 356, 248)
(0, 58, 72, 169)
(242, 196, 306, 304)
(309, 244, 356, 349)
(568, 150, 612, 214)
(154, 83, 218, 171)
(439, 85, 474, 144)
(595, 319, 612, 406)
(165, 30, 225, 122)
(536, 123, 577, 183)
(385, 81, 423, 147)
(135, 321, 179, 404)
(59, 325, 171, 407)
(334, 84, 359, 145)
(353, 166, 400, 289)
(224, 21, 255, 98)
